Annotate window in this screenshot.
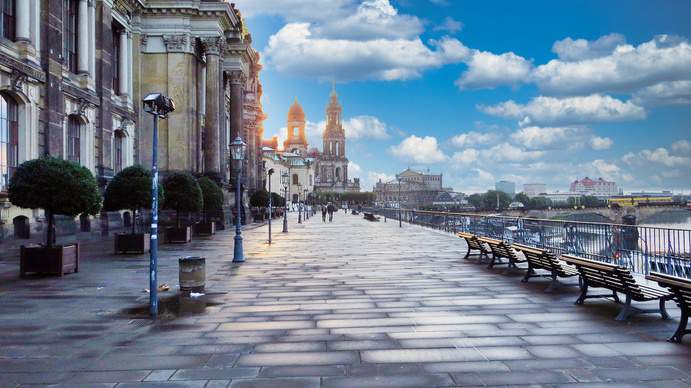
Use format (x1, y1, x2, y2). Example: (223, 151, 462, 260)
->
(0, 93, 18, 191)
(67, 116, 81, 164)
(112, 23, 121, 94)
(113, 130, 124, 173)
(63, 0, 78, 73)
(292, 173, 298, 185)
(1, 0, 15, 41)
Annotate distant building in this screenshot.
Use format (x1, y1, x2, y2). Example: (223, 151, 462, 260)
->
(570, 177, 619, 196)
(373, 168, 452, 208)
(496, 180, 516, 197)
(523, 183, 547, 197)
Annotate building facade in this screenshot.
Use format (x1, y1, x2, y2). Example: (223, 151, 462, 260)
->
(0, 0, 264, 240)
(523, 183, 547, 197)
(373, 168, 452, 208)
(570, 177, 619, 196)
(495, 180, 516, 197)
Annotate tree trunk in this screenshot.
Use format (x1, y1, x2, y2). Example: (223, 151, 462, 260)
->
(131, 208, 137, 234)
(46, 210, 55, 248)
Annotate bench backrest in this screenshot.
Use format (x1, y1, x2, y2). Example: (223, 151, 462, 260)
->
(458, 232, 487, 251)
(647, 271, 691, 307)
(479, 237, 519, 260)
(562, 254, 644, 297)
(513, 243, 560, 272)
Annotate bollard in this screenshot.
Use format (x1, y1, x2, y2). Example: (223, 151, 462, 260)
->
(179, 256, 206, 293)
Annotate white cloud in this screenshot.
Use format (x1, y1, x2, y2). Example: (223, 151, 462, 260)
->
(314, 0, 423, 40)
(343, 116, 390, 140)
(483, 142, 543, 162)
(349, 161, 362, 175)
(534, 35, 691, 95)
(389, 135, 448, 163)
(479, 94, 646, 126)
(591, 159, 621, 180)
(589, 136, 613, 150)
(510, 126, 585, 149)
(234, 0, 353, 20)
(263, 23, 469, 81)
(361, 171, 396, 190)
(434, 16, 463, 34)
(552, 33, 626, 61)
(451, 148, 479, 166)
(641, 148, 689, 167)
(632, 80, 691, 106)
(672, 139, 691, 153)
(455, 50, 532, 89)
(450, 131, 497, 147)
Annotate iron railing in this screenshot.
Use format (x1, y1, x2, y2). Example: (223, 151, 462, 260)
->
(368, 208, 691, 279)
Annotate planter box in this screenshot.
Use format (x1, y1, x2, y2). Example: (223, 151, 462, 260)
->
(167, 226, 192, 244)
(20, 244, 79, 277)
(194, 222, 216, 237)
(114, 233, 150, 254)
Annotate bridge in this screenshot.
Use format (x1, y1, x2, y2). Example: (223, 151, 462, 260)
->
(0, 212, 689, 386)
(488, 205, 688, 224)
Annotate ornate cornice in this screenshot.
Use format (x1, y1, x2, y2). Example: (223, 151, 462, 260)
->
(228, 70, 246, 85)
(0, 52, 45, 82)
(201, 37, 223, 56)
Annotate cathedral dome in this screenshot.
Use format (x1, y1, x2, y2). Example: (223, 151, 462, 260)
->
(288, 98, 305, 122)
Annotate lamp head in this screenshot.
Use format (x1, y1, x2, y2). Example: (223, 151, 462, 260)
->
(268, 168, 274, 176)
(230, 136, 247, 161)
(143, 93, 175, 117)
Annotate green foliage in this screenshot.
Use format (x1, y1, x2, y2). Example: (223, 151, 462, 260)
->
(250, 190, 270, 207)
(9, 157, 101, 216)
(198, 177, 224, 213)
(466, 190, 512, 211)
(530, 196, 552, 210)
(103, 165, 164, 212)
(514, 193, 531, 209)
(163, 172, 203, 214)
(467, 193, 484, 210)
(271, 192, 285, 207)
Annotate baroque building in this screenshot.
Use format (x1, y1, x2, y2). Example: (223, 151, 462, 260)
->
(374, 168, 452, 208)
(0, 0, 264, 241)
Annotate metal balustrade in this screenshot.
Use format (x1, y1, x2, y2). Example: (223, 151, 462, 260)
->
(368, 208, 691, 279)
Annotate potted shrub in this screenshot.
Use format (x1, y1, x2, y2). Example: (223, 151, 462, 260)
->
(9, 157, 101, 277)
(250, 190, 270, 221)
(103, 165, 164, 254)
(163, 172, 202, 243)
(195, 177, 223, 236)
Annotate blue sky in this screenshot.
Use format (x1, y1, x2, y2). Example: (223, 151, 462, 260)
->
(235, 0, 691, 193)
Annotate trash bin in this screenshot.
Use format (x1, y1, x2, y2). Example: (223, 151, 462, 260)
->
(179, 256, 205, 292)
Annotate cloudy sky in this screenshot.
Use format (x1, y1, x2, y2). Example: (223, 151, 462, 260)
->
(234, 0, 691, 193)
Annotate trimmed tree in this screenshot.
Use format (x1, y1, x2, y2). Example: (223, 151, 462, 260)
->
(198, 176, 224, 222)
(163, 172, 203, 227)
(271, 192, 285, 207)
(250, 190, 270, 208)
(9, 157, 102, 247)
(103, 165, 164, 234)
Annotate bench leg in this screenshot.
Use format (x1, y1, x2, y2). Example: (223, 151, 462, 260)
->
(669, 309, 689, 343)
(463, 248, 471, 260)
(615, 294, 633, 321)
(660, 298, 670, 320)
(575, 282, 588, 305)
(545, 273, 561, 293)
(521, 266, 534, 283)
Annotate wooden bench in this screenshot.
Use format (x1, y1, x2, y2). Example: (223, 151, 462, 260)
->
(646, 272, 691, 343)
(456, 232, 491, 263)
(363, 212, 380, 222)
(512, 243, 579, 292)
(478, 236, 525, 273)
(562, 254, 673, 321)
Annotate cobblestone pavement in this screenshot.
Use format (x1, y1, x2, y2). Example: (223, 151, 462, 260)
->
(1, 212, 690, 387)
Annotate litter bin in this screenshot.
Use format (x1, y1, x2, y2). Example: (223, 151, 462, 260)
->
(179, 256, 205, 292)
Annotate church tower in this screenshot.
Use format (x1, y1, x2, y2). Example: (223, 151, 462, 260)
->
(320, 83, 349, 185)
(284, 97, 308, 154)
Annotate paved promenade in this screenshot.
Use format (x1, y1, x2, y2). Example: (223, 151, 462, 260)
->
(1, 212, 690, 387)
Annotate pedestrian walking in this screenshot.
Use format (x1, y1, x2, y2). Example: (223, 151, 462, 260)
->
(327, 202, 335, 222)
(321, 205, 327, 222)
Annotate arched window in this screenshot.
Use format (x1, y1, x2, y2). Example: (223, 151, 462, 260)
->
(292, 173, 298, 185)
(0, 93, 18, 191)
(63, 0, 78, 73)
(67, 116, 81, 164)
(13, 215, 29, 239)
(1, 0, 16, 41)
(335, 141, 340, 156)
(113, 130, 124, 173)
(335, 167, 341, 181)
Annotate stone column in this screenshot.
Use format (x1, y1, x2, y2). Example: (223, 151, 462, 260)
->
(30, 0, 40, 51)
(118, 30, 129, 95)
(229, 70, 245, 158)
(88, 0, 96, 78)
(15, 0, 30, 42)
(203, 38, 221, 175)
(77, 0, 89, 74)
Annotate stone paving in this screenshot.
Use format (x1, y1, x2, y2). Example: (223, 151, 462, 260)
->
(0, 211, 690, 387)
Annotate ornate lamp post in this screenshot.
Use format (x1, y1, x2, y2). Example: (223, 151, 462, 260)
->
(397, 176, 402, 228)
(303, 188, 309, 220)
(142, 92, 175, 319)
(281, 171, 289, 233)
(267, 168, 274, 244)
(297, 182, 303, 224)
(230, 136, 247, 263)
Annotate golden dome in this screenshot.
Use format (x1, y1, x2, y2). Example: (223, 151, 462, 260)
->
(288, 97, 305, 122)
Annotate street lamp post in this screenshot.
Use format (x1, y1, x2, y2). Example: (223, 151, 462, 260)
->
(267, 168, 274, 244)
(142, 92, 175, 319)
(397, 176, 402, 228)
(230, 136, 247, 263)
(281, 172, 289, 233)
(303, 188, 308, 220)
(297, 183, 303, 224)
